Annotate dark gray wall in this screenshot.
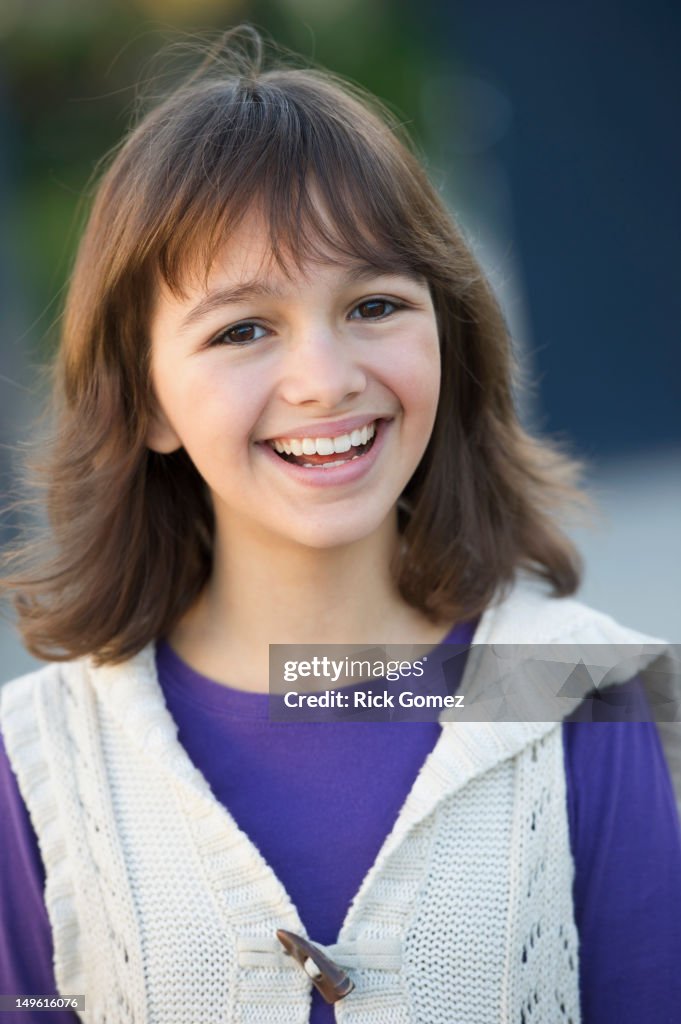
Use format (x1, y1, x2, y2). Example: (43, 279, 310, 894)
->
(422, 0, 680, 458)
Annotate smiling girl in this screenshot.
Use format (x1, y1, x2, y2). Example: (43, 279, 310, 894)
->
(146, 217, 445, 687)
(1, 26, 680, 1024)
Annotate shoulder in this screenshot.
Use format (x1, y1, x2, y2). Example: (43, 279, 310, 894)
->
(0, 658, 102, 791)
(1, 666, 67, 799)
(1, 660, 64, 699)
(1, 643, 167, 796)
(1, 663, 64, 743)
(1, 660, 82, 732)
(485, 579, 681, 823)
(475, 575, 670, 647)
(1, 644, 157, 723)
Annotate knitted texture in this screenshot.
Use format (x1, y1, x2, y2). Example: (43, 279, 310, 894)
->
(1, 580, 674, 1023)
(333, 726, 578, 1024)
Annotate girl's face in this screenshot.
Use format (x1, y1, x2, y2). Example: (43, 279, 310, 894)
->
(147, 209, 441, 554)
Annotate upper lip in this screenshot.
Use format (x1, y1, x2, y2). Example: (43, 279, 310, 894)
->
(261, 415, 391, 442)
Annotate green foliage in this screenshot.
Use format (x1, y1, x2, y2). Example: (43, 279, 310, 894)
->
(1, 1, 440, 356)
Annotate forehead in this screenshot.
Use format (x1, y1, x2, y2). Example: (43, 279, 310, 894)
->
(159, 203, 422, 310)
(192, 208, 283, 290)
(156, 152, 432, 293)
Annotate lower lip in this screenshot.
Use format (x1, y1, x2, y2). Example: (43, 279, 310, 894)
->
(257, 419, 392, 489)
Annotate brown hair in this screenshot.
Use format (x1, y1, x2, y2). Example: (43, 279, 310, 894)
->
(2, 26, 589, 664)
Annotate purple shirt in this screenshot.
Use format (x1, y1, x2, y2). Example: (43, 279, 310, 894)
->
(2, 623, 681, 1023)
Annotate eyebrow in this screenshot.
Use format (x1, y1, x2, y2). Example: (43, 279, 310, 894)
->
(177, 262, 423, 332)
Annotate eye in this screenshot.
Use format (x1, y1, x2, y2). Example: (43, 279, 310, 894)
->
(210, 321, 269, 346)
(349, 298, 402, 320)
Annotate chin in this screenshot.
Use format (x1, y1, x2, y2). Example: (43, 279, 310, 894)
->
(283, 507, 395, 552)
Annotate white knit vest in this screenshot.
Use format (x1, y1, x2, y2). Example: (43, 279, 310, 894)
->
(1, 580, 677, 1023)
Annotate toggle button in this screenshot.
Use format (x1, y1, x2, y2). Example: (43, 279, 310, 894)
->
(276, 929, 355, 1004)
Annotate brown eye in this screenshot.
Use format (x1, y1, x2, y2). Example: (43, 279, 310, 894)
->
(228, 324, 257, 342)
(350, 298, 399, 320)
(212, 322, 268, 346)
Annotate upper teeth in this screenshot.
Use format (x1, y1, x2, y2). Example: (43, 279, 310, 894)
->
(269, 421, 376, 457)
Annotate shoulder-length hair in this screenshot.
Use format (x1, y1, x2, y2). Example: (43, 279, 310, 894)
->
(2, 26, 588, 665)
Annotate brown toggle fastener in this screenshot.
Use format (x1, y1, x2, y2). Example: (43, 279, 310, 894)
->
(276, 929, 355, 1004)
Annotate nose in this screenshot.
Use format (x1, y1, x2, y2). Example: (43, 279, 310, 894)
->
(279, 325, 367, 409)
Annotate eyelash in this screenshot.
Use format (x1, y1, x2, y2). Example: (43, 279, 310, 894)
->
(208, 297, 407, 347)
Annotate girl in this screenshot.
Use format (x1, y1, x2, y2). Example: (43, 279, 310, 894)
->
(1, 26, 680, 1024)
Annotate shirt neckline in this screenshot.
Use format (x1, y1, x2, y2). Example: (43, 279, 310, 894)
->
(155, 617, 478, 718)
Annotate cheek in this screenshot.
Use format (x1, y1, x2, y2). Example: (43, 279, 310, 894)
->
(384, 326, 441, 416)
(159, 363, 259, 441)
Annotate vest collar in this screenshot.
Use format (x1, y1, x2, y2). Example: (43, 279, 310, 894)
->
(88, 578, 668, 824)
(86, 580, 579, 922)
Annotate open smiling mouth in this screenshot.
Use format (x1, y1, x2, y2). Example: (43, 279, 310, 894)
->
(267, 420, 380, 469)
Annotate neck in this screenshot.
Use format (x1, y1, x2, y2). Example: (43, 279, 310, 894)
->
(168, 510, 451, 691)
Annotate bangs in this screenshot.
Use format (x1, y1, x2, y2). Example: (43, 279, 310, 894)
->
(133, 72, 437, 295)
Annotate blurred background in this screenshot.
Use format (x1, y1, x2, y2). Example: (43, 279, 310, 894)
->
(0, 0, 678, 678)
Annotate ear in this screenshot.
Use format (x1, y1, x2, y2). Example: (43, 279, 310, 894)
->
(146, 404, 182, 454)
